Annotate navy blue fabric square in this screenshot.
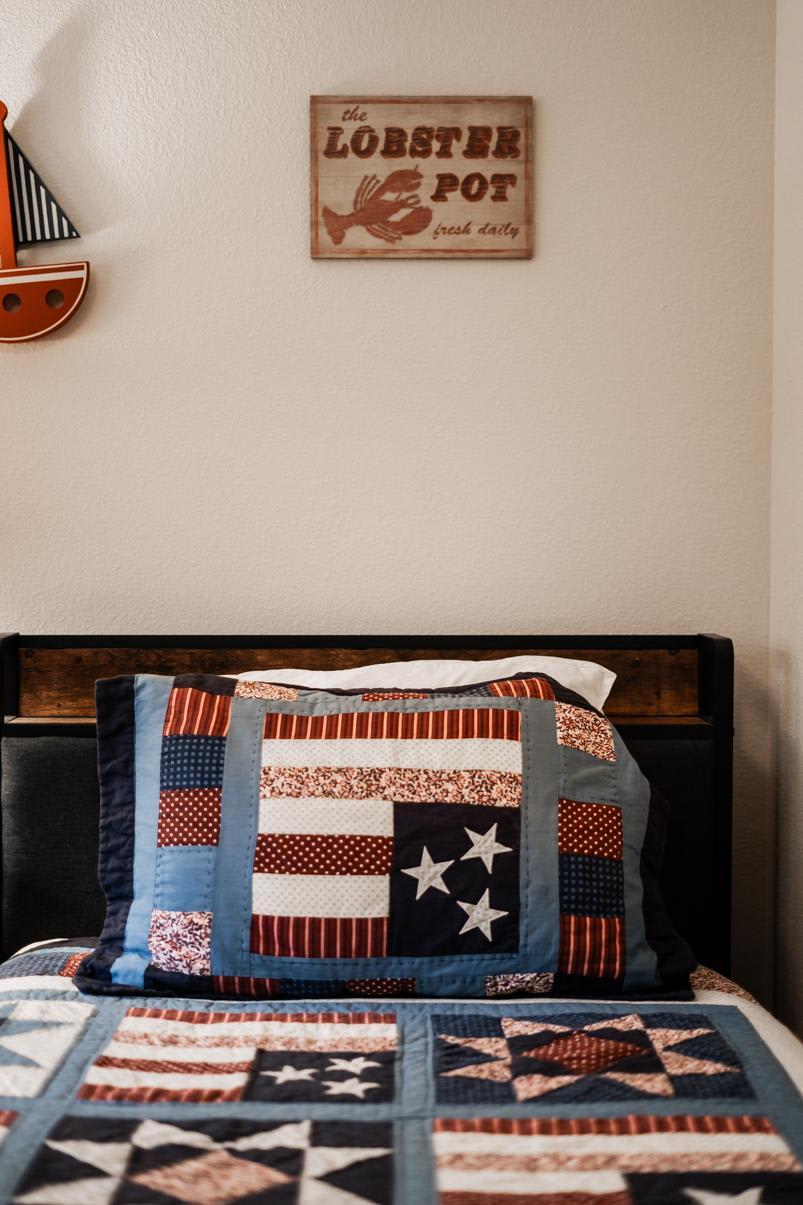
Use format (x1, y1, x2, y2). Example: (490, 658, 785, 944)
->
(278, 979, 351, 998)
(559, 853, 624, 917)
(246, 1048, 395, 1103)
(628, 1175, 803, 1204)
(388, 803, 519, 957)
(160, 735, 226, 790)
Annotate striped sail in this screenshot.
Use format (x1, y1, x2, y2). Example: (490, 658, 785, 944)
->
(4, 130, 79, 248)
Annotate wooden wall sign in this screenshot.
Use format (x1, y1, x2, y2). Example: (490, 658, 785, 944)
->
(310, 96, 532, 259)
(0, 100, 89, 342)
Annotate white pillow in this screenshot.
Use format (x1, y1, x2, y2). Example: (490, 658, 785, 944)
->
(235, 655, 616, 711)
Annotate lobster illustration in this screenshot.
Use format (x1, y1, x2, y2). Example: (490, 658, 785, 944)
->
(322, 168, 432, 246)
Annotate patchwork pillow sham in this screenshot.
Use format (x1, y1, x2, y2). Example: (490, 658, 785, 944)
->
(76, 672, 695, 1000)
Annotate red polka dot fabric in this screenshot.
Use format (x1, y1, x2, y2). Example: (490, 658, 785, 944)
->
(361, 691, 430, 701)
(253, 832, 393, 877)
(157, 788, 222, 847)
(557, 798, 623, 861)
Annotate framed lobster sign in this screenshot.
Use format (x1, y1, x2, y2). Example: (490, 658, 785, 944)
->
(310, 96, 533, 259)
(0, 100, 89, 342)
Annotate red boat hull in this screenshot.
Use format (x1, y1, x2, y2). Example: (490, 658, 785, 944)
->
(0, 262, 89, 343)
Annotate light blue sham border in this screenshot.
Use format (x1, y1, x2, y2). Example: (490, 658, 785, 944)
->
(615, 728, 658, 989)
(521, 700, 561, 973)
(211, 696, 267, 976)
(110, 674, 173, 988)
(559, 732, 656, 992)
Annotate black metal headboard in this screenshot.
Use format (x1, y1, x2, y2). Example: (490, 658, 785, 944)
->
(0, 633, 733, 970)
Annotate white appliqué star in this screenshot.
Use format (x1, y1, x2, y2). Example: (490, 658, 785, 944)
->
(456, 889, 509, 940)
(683, 1188, 766, 1204)
(401, 846, 454, 899)
(263, 1064, 318, 1084)
(461, 823, 512, 872)
(322, 1076, 381, 1098)
(326, 1056, 380, 1075)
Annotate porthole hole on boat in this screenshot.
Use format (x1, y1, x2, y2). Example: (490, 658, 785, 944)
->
(45, 290, 64, 309)
(2, 293, 21, 312)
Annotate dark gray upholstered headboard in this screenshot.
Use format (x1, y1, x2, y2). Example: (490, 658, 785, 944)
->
(0, 634, 734, 970)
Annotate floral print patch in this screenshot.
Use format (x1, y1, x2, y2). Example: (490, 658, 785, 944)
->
(555, 703, 616, 763)
(148, 909, 212, 976)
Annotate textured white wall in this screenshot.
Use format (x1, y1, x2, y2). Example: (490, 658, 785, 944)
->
(0, 1, 775, 999)
(772, 0, 803, 1034)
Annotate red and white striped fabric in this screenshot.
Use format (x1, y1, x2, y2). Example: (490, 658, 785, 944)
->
(558, 915, 625, 980)
(163, 688, 232, 738)
(488, 677, 556, 699)
(432, 1114, 801, 1201)
(263, 708, 521, 742)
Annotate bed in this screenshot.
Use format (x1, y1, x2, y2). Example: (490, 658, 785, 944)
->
(0, 632, 800, 1204)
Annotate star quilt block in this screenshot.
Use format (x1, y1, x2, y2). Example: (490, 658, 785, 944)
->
(14, 1116, 393, 1205)
(0, 999, 93, 1098)
(433, 1011, 755, 1105)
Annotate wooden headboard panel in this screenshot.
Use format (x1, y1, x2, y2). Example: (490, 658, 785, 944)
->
(0, 633, 734, 970)
(2, 634, 716, 725)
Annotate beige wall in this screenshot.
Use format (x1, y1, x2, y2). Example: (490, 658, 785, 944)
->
(0, 2, 776, 1000)
(772, 0, 803, 1034)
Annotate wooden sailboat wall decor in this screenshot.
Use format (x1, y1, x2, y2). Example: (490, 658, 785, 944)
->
(0, 100, 89, 342)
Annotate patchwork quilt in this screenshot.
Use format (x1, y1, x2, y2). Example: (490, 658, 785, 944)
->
(0, 945, 801, 1203)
